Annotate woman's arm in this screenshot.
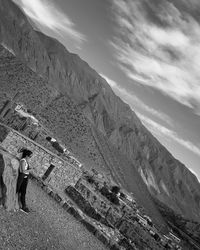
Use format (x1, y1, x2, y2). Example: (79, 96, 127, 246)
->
(20, 159, 31, 174)
(20, 160, 26, 173)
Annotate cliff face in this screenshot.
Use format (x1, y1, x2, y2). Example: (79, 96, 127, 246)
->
(1, 0, 200, 223)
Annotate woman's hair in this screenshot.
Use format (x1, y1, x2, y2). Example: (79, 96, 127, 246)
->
(21, 149, 32, 158)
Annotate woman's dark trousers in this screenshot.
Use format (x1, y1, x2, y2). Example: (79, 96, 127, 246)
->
(0, 154, 6, 206)
(17, 173, 28, 208)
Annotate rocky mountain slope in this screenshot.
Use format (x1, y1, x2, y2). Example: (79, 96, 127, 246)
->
(0, 0, 200, 224)
(0, 42, 166, 229)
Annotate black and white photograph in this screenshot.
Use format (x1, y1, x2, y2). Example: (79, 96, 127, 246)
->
(0, 0, 200, 249)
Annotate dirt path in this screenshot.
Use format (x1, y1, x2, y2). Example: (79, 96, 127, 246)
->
(0, 179, 107, 250)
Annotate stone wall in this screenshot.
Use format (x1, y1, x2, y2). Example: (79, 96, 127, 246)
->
(75, 178, 115, 218)
(0, 125, 82, 197)
(0, 99, 76, 162)
(67, 177, 166, 250)
(0, 107, 179, 250)
(0, 125, 9, 143)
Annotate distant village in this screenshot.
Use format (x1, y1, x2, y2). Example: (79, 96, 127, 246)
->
(0, 97, 182, 250)
(71, 169, 182, 249)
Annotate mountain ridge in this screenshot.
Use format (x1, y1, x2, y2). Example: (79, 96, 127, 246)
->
(38, 32, 200, 222)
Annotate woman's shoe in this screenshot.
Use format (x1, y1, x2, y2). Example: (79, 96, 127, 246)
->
(20, 206, 30, 214)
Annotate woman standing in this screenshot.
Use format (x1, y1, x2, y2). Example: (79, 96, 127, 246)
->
(16, 148, 33, 213)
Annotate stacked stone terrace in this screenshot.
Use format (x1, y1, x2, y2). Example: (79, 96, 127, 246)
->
(0, 98, 182, 250)
(0, 98, 82, 198)
(66, 173, 170, 250)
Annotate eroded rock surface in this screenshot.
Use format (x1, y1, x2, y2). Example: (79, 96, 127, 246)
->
(0, 148, 19, 211)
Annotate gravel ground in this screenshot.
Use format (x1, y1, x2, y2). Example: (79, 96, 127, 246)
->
(0, 179, 108, 250)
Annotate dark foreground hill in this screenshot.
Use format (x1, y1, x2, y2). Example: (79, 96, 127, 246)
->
(0, 0, 200, 226)
(0, 179, 107, 250)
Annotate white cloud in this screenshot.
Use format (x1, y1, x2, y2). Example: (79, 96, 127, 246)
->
(100, 74, 117, 88)
(100, 74, 173, 126)
(111, 0, 200, 114)
(137, 112, 200, 157)
(13, 0, 86, 45)
(148, 26, 189, 47)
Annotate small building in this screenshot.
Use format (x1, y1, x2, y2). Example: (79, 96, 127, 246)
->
(168, 232, 181, 244)
(126, 195, 133, 202)
(149, 229, 156, 236)
(15, 103, 39, 125)
(143, 214, 153, 226)
(136, 213, 148, 227)
(161, 235, 172, 246)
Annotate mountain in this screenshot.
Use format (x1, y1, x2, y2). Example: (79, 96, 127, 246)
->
(0, 0, 200, 225)
(0, 42, 166, 229)
(36, 33, 200, 222)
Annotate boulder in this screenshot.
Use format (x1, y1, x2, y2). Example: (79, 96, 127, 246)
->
(0, 147, 20, 211)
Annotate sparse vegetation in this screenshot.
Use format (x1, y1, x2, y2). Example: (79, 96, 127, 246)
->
(155, 198, 200, 249)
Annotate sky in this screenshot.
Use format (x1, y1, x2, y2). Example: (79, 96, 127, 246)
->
(13, 0, 200, 181)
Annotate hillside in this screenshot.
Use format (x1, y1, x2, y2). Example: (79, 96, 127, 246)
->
(0, 43, 166, 229)
(37, 32, 200, 222)
(0, 0, 200, 226)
